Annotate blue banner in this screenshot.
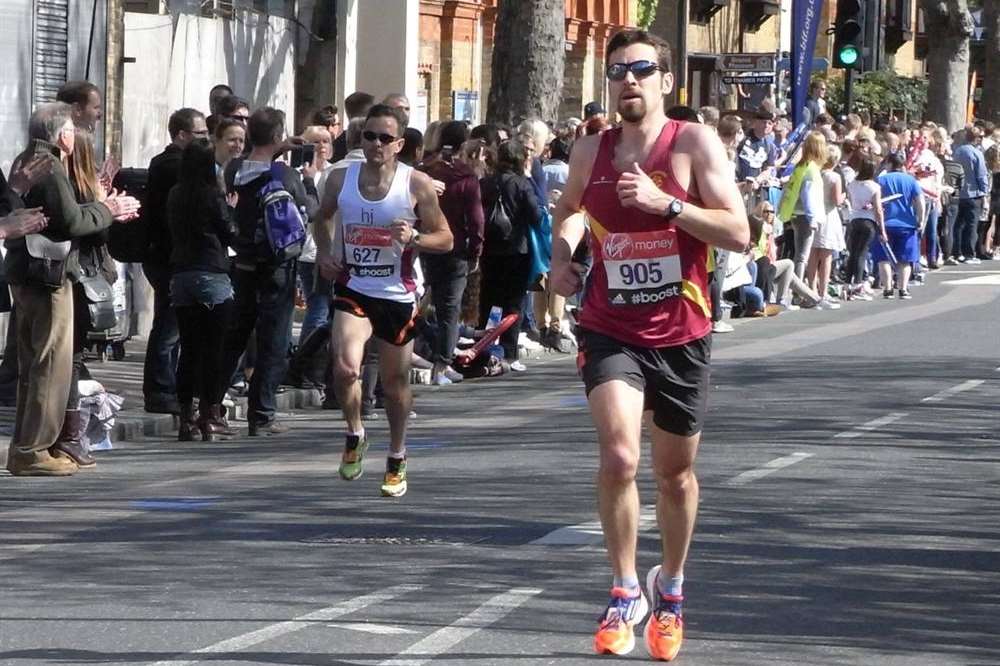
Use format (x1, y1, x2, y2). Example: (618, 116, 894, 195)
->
(791, 0, 825, 126)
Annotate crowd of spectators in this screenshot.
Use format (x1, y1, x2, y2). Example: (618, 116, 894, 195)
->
(3, 75, 995, 476)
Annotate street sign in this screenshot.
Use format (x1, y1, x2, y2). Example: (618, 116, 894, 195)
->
(722, 73, 776, 85)
(717, 53, 776, 73)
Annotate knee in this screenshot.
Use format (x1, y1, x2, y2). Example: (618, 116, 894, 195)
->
(332, 358, 360, 385)
(599, 444, 639, 486)
(655, 465, 697, 503)
(380, 372, 410, 400)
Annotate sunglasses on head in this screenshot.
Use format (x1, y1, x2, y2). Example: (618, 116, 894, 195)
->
(606, 60, 662, 82)
(363, 130, 399, 145)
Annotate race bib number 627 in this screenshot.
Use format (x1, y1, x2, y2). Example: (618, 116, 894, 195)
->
(602, 229, 683, 306)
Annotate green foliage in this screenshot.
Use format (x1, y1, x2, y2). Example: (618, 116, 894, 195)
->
(820, 70, 929, 120)
(637, 0, 659, 28)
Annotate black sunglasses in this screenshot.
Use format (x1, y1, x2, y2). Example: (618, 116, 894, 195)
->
(363, 130, 399, 145)
(606, 60, 662, 82)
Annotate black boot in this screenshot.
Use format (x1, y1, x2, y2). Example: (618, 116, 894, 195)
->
(52, 409, 96, 468)
(178, 402, 197, 441)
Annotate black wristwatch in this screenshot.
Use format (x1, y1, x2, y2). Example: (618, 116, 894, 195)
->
(663, 197, 683, 221)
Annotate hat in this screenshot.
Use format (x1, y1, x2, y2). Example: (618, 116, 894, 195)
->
(584, 101, 605, 118)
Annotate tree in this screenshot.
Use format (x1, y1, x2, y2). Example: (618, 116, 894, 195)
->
(920, 0, 975, 130)
(823, 71, 928, 120)
(981, 0, 1000, 123)
(485, 0, 565, 126)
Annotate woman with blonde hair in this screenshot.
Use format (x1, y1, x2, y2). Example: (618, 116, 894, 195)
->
(806, 144, 846, 308)
(778, 131, 827, 278)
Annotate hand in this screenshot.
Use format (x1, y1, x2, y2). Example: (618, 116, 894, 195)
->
(317, 251, 342, 281)
(468, 258, 480, 275)
(104, 193, 141, 222)
(432, 179, 446, 196)
(617, 162, 668, 215)
(389, 219, 416, 245)
(0, 207, 47, 240)
(880, 230, 889, 243)
(550, 261, 587, 297)
(226, 192, 239, 208)
(8, 155, 54, 195)
(301, 161, 318, 181)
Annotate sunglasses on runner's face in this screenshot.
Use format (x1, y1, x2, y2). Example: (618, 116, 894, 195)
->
(363, 131, 399, 145)
(606, 60, 662, 82)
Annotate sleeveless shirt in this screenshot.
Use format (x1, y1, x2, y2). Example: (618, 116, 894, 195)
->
(578, 121, 711, 348)
(338, 161, 421, 303)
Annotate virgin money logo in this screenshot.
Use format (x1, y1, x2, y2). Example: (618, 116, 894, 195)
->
(604, 234, 633, 260)
(346, 225, 364, 245)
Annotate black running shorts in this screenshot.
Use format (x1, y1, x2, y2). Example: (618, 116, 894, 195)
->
(577, 328, 711, 437)
(333, 284, 418, 346)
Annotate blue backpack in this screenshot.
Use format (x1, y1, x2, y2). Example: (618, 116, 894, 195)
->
(259, 163, 306, 262)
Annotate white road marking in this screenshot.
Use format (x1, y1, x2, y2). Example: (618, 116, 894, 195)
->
(941, 275, 1000, 286)
(727, 452, 815, 486)
(327, 622, 419, 635)
(379, 588, 542, 666)
(833, 412, 909, 439)
(529, 506, 656, 546)
(148, 586, 422, 666)
(921, 380, 985, 403)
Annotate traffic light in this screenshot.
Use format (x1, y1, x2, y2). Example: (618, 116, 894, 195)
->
(832, 0, 865, 69)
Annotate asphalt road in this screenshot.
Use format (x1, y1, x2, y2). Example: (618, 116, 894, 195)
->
(2, 263, 999, 666)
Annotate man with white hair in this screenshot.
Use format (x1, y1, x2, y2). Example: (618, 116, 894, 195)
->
(5, 102, 139, 476)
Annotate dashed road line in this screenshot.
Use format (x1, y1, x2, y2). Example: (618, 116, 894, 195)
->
(379, 587, 543, 666)
(148, 586, 422, 666)
(921, 380, 985, 403)
(529, 506, 656, 546)
(727, 452, 815, 486)
(833, 412, 909, 439)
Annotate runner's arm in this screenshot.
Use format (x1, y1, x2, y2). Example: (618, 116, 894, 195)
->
(408, 170, 453, 253)
(315, 169, 346, 278)
(680, 124, 750, 251)
(550, 135, 599, 296)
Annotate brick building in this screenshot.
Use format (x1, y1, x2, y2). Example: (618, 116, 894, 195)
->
(417, 0, 638, 126)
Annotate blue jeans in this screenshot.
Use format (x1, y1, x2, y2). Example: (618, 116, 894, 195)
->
(925, 199, 941, 266)
(297, 261, 331, 345)
(142, 260, 180, 404)
(220, 261, 297, 425)
(423, 255, 469, 367)
(956, 197, 983, 259)
(738, 258, 765, 312)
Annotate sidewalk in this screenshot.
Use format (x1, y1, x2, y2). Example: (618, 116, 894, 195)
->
(0, 331, 555, 450)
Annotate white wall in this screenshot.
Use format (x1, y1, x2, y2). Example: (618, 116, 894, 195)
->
(353, 0, 420, 121)
(122, 9, 297, 168)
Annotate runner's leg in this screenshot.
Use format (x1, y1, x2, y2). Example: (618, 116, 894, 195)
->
(589, 379, 645, 583)
(649, 423, 701, 579)
(375, 338, 414, 455)
(331, 310, 372, 434)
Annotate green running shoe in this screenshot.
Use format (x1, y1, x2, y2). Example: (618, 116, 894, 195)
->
(380, 457, 407, 497)
(338, 433, 368, 480)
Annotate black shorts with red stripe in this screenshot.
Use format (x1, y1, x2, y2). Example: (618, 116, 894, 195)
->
(333, 284, 419, 346)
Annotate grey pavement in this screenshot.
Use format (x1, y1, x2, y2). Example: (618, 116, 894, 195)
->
(1, 262, 999, 665)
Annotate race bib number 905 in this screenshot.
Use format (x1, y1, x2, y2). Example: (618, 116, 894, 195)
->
(345, 224, 395, 278)
(602, 229, 682, 306)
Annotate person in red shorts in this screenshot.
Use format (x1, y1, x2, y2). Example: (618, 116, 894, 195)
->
(551, 29, 749, 661)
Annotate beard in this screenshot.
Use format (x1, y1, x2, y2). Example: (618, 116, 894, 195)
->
(618, 97, 647, 123)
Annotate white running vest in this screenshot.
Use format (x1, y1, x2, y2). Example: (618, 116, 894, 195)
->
(338, 161, 421, 303)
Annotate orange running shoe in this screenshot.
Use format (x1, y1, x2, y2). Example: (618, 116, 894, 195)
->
(644, 565, 684, 661)
(593, 586, 649, 655)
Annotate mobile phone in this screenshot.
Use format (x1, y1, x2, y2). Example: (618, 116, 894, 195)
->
(291, 143, 316, 168)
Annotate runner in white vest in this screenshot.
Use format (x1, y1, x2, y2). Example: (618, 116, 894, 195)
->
(315, 104, 452, 498)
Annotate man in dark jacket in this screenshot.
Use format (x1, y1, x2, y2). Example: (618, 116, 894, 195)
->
(221, 107, 318, 435)
(142, 108, 208, 414)
(5, 102, 139, 476)
(419, 121, 484, 384)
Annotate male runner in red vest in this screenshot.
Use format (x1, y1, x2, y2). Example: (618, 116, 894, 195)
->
(551, 29, 749, 660)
